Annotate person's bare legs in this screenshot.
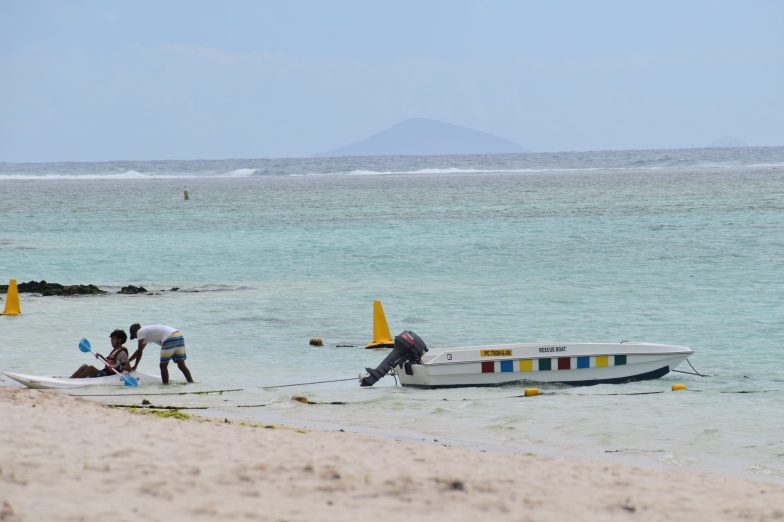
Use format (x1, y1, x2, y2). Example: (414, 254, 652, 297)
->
(71, 365, 99, 378)
(176, 360, 193, 383)
(71, 365, 89, 378)
(159, 362, 170, 384)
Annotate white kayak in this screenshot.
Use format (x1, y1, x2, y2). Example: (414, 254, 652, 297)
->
(3, 371, 161, 389)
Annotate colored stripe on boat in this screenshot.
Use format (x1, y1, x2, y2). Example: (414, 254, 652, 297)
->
(474, 354, 629, 375)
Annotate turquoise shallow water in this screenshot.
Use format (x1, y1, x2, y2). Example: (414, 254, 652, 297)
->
(1, 148, 783, 482)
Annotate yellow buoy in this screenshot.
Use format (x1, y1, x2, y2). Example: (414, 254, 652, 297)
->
(672, 383, 687, 391)
(524, 387, 540, 397)
(1, 279, 21, 315)
(309, 338, 324, 346)
(365, 300, 394, 348)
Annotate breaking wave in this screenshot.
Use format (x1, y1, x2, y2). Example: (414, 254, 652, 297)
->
(226, 168, 258, 177)
(2, 146, 782, 181)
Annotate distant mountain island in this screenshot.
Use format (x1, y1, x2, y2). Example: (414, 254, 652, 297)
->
(319, 118, 527, 157)
(708, 136, 748, 148)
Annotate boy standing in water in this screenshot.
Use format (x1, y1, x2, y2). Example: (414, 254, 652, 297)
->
(129, 323, 194, 384)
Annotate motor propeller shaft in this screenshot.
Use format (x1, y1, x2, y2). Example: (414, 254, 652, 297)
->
(360, 331, 428, 387)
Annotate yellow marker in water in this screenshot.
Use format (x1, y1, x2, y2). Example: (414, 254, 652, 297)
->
(1, 279, 21, 315)
(672, 383, 687, 391)
(366, 300, 394, 348)
(524, 387, 540, 397)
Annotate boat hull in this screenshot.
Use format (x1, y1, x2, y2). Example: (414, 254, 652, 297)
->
(395, 342, 692, 388)
(3, 371, 161, 389)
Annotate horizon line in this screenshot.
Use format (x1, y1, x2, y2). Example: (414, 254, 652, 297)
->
(1, 144, 780, 166)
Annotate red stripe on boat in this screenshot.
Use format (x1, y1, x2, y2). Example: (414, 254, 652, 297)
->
(558, 358, 571, 370)
(481, 361, 495, 373)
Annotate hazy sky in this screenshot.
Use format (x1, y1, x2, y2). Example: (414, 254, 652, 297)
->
(1, 1, 782, 161)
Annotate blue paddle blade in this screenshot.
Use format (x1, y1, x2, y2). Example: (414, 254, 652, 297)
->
(122, 374, 139, 387)
(78, 338, 92, 353)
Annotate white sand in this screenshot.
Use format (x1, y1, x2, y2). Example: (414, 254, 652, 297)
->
(1, 388, 783, 521)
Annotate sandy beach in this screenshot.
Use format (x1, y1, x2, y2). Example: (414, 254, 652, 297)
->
(1, 388, 782, 521)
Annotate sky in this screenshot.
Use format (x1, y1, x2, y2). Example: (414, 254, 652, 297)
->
(1, 0, 782, 162)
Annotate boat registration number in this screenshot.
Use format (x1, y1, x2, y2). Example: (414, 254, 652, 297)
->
(480, 349, 512, 357)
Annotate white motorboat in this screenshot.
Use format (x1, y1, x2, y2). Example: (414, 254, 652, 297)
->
(3, 371, 161, 389)
(360, 331, 693, 388)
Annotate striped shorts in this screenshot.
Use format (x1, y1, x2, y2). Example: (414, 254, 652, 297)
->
(160, 332, 187, 363)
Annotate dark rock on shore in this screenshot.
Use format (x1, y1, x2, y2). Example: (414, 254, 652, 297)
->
(1, 280, 163, 296)
(11, 280, 106, 296)
(118, 285, 148, 294)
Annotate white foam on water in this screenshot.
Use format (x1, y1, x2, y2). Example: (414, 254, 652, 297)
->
(225, 168, 258, 177)
(0, 170, 180, 180)
(343, 167, 608, 176)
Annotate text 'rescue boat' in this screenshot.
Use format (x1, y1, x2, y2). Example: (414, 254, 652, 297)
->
(360, 331, 693, 388)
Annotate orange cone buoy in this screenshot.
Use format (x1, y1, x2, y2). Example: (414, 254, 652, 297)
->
(365, 300, 394, 348)
(1, 279, 21, 315)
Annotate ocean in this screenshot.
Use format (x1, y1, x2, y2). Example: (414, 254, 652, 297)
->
(1, 147, 783, 482)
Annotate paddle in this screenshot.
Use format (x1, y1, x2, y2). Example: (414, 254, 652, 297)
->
(78, 338, 138, 387)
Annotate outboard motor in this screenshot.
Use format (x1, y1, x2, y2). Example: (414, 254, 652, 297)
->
(360, 330, 428, 387)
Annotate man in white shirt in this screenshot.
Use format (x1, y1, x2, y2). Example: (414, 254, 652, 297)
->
(129, 323, 194, 384)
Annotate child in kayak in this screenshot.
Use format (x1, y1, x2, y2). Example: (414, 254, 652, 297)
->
(70, 329, 131, 378)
